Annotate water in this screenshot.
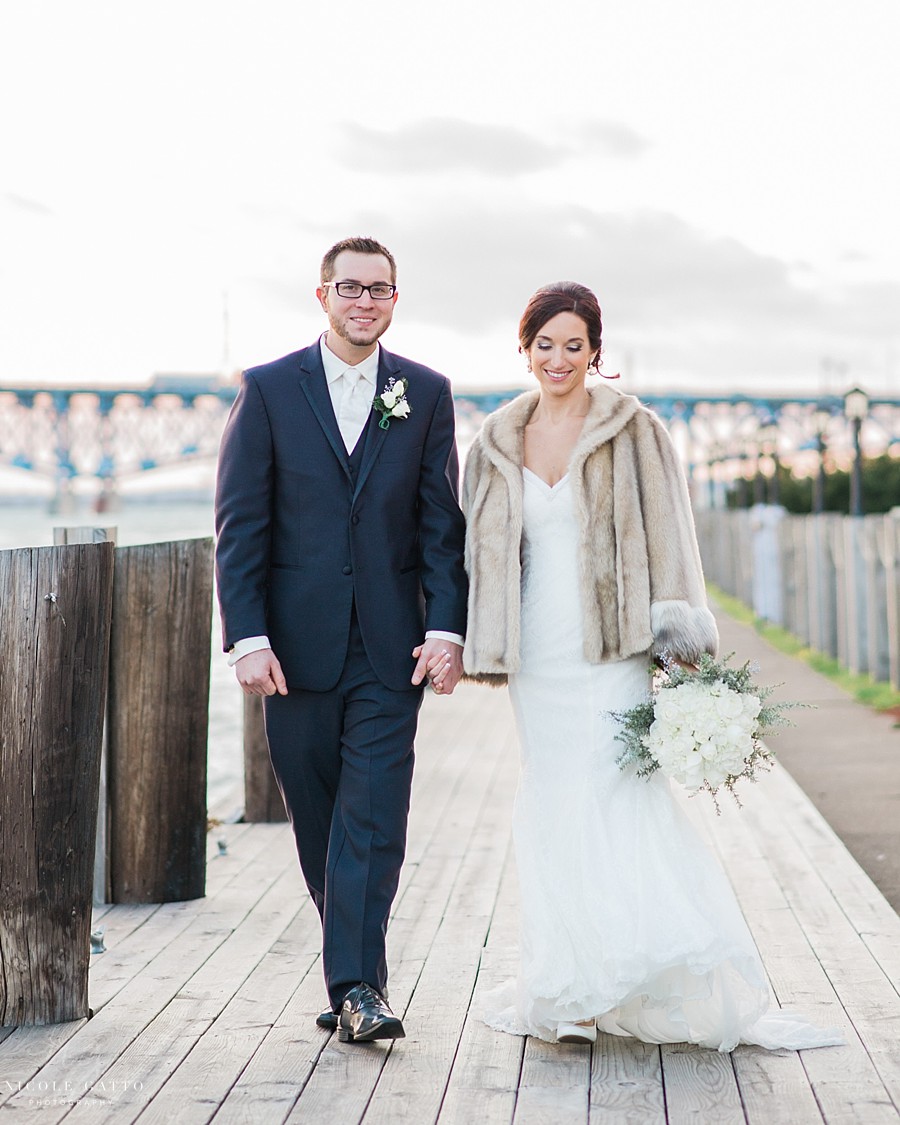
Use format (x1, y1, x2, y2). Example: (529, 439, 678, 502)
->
(0, 497, 243, 810)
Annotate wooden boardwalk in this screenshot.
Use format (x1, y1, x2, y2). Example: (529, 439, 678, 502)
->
(2, 683, 899, 1124)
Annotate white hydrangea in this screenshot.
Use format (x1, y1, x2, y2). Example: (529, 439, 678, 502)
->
(646, 681, 761, 791)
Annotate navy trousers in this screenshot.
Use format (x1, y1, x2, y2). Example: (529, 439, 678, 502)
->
(263, 609, 423, 1011)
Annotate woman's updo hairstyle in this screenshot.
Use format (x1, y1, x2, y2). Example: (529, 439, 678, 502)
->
(518, 281, 606, 375)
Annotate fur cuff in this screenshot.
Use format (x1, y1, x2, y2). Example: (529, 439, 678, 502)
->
(650, 600, 718, 663)
(461, 670, 509, 688)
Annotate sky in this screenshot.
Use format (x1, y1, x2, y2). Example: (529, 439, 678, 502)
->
(2, 0, 898, 396)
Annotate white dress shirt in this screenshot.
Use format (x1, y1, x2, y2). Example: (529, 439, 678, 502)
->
(228, 336, 463, 665)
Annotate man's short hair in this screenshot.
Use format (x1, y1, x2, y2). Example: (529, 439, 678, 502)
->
(320, 237, 397, 285)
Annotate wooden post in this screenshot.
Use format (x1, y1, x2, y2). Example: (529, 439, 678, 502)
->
(885, 514, 900, 691)
(243, 695, 288, 822)
(53, 526, 117, 906)
(107, 538, 213, 903)
(0, 543, 115, 1025)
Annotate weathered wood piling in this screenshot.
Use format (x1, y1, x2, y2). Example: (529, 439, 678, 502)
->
(0, 543, 115, 1025)
(242, 695, 288, 823)
(107, 538, 214, 903)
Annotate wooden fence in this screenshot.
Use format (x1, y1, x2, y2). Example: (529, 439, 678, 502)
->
(695, 507, 900, 689)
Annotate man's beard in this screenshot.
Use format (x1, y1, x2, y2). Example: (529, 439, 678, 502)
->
(329, 312, 391, 348)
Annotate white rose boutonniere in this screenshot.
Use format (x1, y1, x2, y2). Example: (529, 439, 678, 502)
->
(373, 378, 411, 430)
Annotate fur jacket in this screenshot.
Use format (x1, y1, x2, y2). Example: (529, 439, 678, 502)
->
(461, 384, 718, 684)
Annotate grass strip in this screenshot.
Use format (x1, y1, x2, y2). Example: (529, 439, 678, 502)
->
(707, 582, 900, 716)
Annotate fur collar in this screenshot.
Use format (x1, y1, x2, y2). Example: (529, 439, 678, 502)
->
(477, 383, 643, 480)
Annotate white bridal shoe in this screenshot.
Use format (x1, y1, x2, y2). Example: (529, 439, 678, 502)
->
(557, 1019, 597, 1045)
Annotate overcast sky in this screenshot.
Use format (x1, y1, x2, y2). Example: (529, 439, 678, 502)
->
(2, 0, 898, 395)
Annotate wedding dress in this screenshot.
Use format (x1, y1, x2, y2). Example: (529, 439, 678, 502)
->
(482, 468, 842, 1052)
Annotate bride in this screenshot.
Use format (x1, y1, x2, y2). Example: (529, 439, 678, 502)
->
(460, 281, 841, 1052)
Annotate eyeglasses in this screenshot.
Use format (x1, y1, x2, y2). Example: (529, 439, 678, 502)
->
(323, 281, 397, 300)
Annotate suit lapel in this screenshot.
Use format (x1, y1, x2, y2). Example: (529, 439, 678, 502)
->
(352, 348, 396, 499)
(297, 345, 352, 481)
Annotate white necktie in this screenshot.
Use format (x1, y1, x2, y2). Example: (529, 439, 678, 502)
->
(337, 368, 372, 453)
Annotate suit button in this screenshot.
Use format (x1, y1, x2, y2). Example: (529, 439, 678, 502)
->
(342, 565, 352, 575)
(351, 514, 360, 525)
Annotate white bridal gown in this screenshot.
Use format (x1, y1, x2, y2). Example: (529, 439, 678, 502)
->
(483, 468, 842, 1052)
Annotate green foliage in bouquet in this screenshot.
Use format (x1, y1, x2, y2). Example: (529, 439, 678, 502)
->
(612, 652, 803, 811)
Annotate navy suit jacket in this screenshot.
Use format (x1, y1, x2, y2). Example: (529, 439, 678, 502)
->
(215, 342, 468, 693)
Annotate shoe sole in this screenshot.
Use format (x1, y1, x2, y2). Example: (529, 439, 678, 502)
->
(557, 1032, 596, 1044)
(338, 1020, 406, 1043)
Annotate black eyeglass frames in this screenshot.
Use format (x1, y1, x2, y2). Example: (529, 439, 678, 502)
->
(322, 281, 396, 300)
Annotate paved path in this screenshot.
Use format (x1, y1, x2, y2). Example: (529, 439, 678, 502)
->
(711, 598, 900, 913)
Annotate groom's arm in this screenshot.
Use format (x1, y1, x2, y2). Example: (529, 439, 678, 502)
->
(411, 378, 468, 692)
(215, 373, 279, 656)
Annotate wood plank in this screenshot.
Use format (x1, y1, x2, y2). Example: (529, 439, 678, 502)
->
(437, 853, 525, 1125)
(514, 1036, 590, 1125)
(360, 722, 520, 1124)
(692, 772, 899, 1124)
(285, 686, 514, 1123)
(731, 1046, 825, 1125)
(1, 830, 298, 1121)
(660, 1044, 745, 1124)
(93, 883, 317, 1124)
(216, 687, 512, 1124)
(589, 1036, 665, 1125)
(732, 777, 900, 1111)
(760, 765, 900, 992)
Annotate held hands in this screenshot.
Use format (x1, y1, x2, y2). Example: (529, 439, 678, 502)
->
(234, 648, 288, 696)
(411, 639, 463, 696)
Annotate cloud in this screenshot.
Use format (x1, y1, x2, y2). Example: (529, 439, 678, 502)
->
(1, 192, 53, 216)
(577, 119, 651, 158)
(360, 204, 821, 335)
(335, 117, 652, 177)
(244, 201, 896, 386)
(337, 119, 565, 176)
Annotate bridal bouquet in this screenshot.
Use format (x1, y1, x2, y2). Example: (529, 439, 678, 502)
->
(612, 653, 799, 810)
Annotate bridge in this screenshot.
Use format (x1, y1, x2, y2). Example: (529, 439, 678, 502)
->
(1, 379, 898, 507)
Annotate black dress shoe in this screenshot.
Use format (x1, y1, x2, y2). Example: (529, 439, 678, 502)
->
(316, 1008, 338, 1031)
(338, 983, 405, 1043)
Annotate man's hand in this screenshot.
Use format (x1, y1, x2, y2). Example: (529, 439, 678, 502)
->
(411, 639, 463, 696)
(234, 648, 288, 696)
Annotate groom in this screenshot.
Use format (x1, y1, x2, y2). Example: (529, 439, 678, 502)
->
(215, 236, 468, 1042)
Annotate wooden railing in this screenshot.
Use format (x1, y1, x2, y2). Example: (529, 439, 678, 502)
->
(695, 507, 900, 690)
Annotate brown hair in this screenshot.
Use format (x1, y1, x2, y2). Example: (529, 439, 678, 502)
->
(320, 237, 397, 285)
(518, 281, 604, 374)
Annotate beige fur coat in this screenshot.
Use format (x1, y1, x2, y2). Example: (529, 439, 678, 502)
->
(461, 385, 718, 684)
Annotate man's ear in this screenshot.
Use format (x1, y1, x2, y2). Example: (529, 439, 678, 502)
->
(316, 287, 328, 313)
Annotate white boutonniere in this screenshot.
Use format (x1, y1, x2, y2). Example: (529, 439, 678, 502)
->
(373, 378, 411, 430)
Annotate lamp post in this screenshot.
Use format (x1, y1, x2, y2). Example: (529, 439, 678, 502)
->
(761, 421, 780, 506)
(813, 405, 830, 514)
(843, 387, 868, 517)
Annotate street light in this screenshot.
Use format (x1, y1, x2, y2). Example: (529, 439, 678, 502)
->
(843, 387, 869, 517)
(760, 420, 780, 505)
(813, 404, 830, 514)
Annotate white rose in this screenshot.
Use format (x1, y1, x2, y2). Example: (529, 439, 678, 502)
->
(392, 399, 411, 418)
(713, 688, 743, 719)
(381, 389, 398, 409)
(742, 694, 762, 720)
